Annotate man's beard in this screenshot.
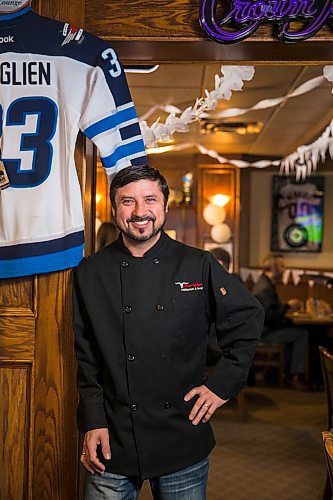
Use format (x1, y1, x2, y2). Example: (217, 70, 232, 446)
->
(115, 214, 166, 243)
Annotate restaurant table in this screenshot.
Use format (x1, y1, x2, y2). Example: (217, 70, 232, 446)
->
(287, 311, 333, 326)
(287, 312, 333, 387)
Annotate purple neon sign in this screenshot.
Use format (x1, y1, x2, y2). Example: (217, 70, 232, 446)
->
(200, 0, 333, 43)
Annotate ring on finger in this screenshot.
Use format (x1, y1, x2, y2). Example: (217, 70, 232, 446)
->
(204, 403, 210, 408)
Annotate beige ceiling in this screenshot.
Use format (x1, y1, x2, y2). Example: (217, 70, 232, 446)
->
(126, 64, 333, 160)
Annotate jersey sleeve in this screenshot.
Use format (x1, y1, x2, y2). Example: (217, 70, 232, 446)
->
(78, 46, 147, 181)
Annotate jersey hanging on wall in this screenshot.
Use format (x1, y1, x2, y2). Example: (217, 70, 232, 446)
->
(0, 7, 147, 278)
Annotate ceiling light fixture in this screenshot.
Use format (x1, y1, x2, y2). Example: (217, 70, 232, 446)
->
(201, 120, 263, 135)
(124, 65, 160, 74)
(210, 194, 230, 207)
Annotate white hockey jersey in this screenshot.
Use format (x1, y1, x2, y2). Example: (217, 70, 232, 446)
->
(0, 7, 146, 278)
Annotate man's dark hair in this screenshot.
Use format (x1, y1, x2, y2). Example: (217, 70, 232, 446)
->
(210, 247, 231, 271)
(109, 165, 170, 208)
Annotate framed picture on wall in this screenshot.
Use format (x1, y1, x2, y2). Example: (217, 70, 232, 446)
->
(271, 175, 324, 253)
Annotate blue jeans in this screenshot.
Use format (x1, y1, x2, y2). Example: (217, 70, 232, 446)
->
(84, 457, 209, 500)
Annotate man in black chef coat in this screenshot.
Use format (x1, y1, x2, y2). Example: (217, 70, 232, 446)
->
(73, 165, 264, 499)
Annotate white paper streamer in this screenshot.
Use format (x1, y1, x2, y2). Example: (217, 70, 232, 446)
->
(282, 269, 291, 285)
(140, 66, 255, 147)
(202, 75, 326, 119)
(239, 268, 331, 285)
(140, 74, 326, 126)
(291, 270, 304, 286)
(280, 118, 333, 178)
(147, 141, 281, 170)
(239, 268, 251, 283)
(143, 66, 333, 177)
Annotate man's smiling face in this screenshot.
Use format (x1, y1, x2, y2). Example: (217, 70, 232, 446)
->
(113, 179, 167, 244)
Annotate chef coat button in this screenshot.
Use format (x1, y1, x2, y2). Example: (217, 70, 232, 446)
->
(156, 304, 164, 311)
(127, 354, 135, 361)
(124, 306, 132, 313)
(164, 401, 171, 409)
(121, 261, 129, 268)
(153, 258, 160, 264)
(131, 403, 138, 411)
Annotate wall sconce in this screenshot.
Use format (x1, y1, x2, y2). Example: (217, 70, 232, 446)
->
(96, 193, 102, 204)
(210, 194, 230, 207)
(203, 193, 232, 244)
(210, 223, 232, 243)
(203, 203, 226, 225)
(201, 120, 263, 135)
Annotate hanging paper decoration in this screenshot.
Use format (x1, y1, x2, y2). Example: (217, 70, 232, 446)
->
(140, 66, 255, 148)
(141, 65, 333, 179)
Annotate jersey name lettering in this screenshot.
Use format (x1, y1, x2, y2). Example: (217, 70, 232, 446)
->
(0, 61, 51, 85)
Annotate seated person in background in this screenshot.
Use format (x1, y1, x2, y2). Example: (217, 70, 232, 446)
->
(209, 246, 231, 272)
(252, 254, 309, 390)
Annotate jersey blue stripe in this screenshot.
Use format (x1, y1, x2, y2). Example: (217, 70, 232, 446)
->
(0, 244, 84, 279)
(101, 139, 146, 169)
(84, 107, 138, 140)
(0, 6, 32, 20)
(0, 230, 84, 260)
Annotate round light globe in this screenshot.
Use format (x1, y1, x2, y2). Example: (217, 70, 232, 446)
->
(203, 204, 226, 226)
(211, 223, 232, 243)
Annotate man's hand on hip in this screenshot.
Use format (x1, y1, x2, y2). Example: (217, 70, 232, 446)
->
(81, 427, 111, 475)
(184, 385, 228, 425)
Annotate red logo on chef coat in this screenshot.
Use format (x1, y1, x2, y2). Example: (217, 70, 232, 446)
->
(175, 281, 203, 292)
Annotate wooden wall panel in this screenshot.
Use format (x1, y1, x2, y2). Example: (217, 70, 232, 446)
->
(0, 317, 35, 360)
(86, 0, 201, 39)
(0, 365, 30, 500)
(32, 270, 78, 500)
(32, 0, 85, 25)
(0, 276, 34, 310)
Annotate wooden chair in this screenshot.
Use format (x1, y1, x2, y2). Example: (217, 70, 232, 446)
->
(322, 431, 333, 497)
(319, 346, 333, 429)
(252, 342, 285, 387)
(319, 346, 333, 500)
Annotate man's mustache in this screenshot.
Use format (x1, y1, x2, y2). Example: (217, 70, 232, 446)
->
(127, 215, 156, 223)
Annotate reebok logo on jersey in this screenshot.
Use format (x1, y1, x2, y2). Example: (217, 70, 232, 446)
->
(0, 35, 14, 44)
(62, 23, 83, 46)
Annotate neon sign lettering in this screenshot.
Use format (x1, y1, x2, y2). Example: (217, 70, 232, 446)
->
(200, 0, 333, 43)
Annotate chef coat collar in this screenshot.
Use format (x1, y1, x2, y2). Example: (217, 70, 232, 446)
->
(115, 230, 171, 258)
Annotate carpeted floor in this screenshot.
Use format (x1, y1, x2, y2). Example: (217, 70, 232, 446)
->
(139, 387, 327, 499)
